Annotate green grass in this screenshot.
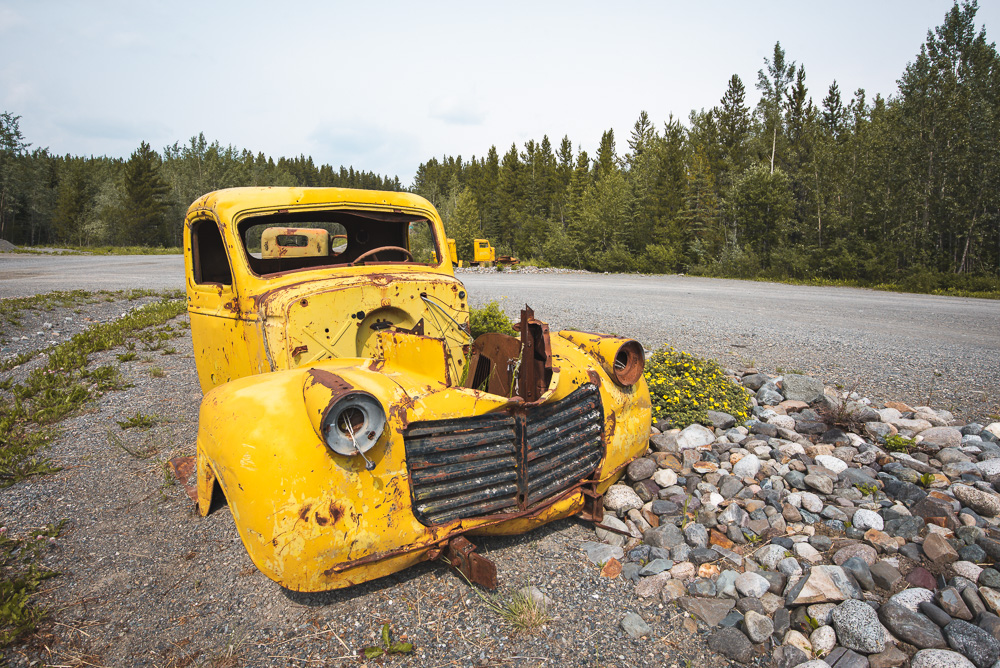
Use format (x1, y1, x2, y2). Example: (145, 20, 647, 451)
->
(116, 411, 160, 430)
(0, 521, 64, 648)
(0, 293, 187, 488)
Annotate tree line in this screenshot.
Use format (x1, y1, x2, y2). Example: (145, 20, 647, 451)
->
(417, 1, 999, 290)
(0, 2, 997, 293)
(0, 126, 402, 248)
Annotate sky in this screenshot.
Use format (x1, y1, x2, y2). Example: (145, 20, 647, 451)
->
(2, 1, 998, 186)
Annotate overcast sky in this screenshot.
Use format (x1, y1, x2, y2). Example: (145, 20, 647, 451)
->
(2, 1, 997, 186)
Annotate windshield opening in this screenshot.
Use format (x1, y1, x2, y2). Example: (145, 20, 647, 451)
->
(238, 208, 440, 276)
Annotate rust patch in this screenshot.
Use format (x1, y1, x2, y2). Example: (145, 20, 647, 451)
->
(298, 503, 313, 522)
(314, 512, 329, 526)
(168, 456, 198, 503)
(291, 345, 308, 357)
(328, 500, 344, 525)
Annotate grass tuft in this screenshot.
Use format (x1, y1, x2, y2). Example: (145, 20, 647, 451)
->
(0, 521, 65, 648)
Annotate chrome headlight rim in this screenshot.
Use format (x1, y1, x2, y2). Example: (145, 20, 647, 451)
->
(321, 392, 386, 456)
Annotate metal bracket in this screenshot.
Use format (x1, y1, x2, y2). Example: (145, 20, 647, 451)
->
(167, 455, 199, 503)
(577, 487, 604, 524)
(445, 536, 497, 590)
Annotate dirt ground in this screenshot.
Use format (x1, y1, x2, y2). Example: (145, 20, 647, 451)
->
(0, 296, 735, 668)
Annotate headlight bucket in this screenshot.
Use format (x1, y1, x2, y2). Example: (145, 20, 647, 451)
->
(557, 330, 646, 387)
(321, 392, 386, 456)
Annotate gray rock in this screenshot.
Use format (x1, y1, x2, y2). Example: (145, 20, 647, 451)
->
(919, 601, 954, 627)
(782, 374, 825, 403)
(643, 523, 685, 549)
(604, 484, 644, 513)
(626, 457, 657, 482)
(757, 544, 792, 571)
(735, 571, 771, 598)
(785, 565, 862, 605)
(742, 609, 773, 643)
(870, 561, 903, 590)
(757, 387, 784, 405)
(595, 515, 629, 547)
(852, 508, 884, 531)
(639, 558, 673, 576)
(676, 423, 716, 450)
(877, 600, 948, 649)
(920, 427, 963, 449)
(773, 646, 810, 668)
(649, 432, 679, 453)
(620, 611, 652, 639)
(938, 587, 974, 621)
(719, 503, 749, 527)
(827, 648, 870, 668)
(779, 557, 803, 577)
(841, 556, 875, 591)
(831, 598, 885, 654)
(707, 410, 737, 429)
(910, 649, 976, 668)
(683, 522, 708, 549)
(579, 541, 624, 565)
(677, 596, 735, 627)
(716, 570, 739, 599)
(707, 626, 755, 663)
(943, 619, 1000, 668)
(954, 485, 1000, 518)
(885, 516, 925, 540)
(805, 474, 834, 495)
(733, 454, 761, 479)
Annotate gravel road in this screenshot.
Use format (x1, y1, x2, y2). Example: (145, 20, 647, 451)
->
(1, 254, 997, 420)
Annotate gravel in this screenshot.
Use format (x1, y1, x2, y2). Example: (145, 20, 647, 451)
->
(0, 296, 732, 667)
(2, 255, 997, 422)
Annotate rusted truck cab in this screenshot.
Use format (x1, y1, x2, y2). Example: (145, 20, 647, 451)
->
(183, 187, 651, 592)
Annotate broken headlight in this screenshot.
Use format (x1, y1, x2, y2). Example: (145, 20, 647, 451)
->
(321, 393, 386, 457)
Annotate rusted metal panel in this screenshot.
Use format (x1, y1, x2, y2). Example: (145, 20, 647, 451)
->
(404, 383, 604, 526)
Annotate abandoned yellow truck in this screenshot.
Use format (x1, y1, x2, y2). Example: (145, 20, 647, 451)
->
(183, 187, 651, 592)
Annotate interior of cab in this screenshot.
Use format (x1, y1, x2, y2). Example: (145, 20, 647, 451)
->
(238, 209, 439, 276)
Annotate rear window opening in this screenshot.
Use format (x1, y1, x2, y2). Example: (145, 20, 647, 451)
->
(238, 208, 440, 277)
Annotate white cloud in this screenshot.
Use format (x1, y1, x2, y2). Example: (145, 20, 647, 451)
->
(429, 96, 487, 126)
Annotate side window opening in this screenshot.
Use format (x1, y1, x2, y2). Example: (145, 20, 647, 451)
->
(191, 218, 233, 286)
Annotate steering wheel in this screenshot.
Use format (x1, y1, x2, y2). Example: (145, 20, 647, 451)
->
(349, 246, 414, 266)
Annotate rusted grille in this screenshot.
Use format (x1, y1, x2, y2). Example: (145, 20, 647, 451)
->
(404, 384, 604, 525)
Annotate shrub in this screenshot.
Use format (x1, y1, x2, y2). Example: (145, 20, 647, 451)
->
(469, 301, 517, 340)
(645, 347, 750, 428)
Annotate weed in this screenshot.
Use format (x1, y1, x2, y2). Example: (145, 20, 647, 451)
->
(0, 520, 65, 648)
(116, 411, 159, 430)
(883, 434, 916, 453)
(161, 346, 177, 355)
(482, 588, 552, 633)
(106, 429, 155, 459)
(918, 472, 937, 488)
(362, 623, 414, 659)
(854, 482, 878, 497)
(148, 367, 166, 378)
(116, 351, 138, 362)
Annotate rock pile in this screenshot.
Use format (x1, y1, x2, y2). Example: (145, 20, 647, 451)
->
(587, 370, 1000, 668)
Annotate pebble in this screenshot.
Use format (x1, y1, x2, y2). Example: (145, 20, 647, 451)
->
(832, 599, 885, 654)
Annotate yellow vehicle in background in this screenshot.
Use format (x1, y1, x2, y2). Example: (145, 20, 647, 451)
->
(472, 238, 495, 265)
(181, 186, 650, 592)
(431, 237, 460, 266)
